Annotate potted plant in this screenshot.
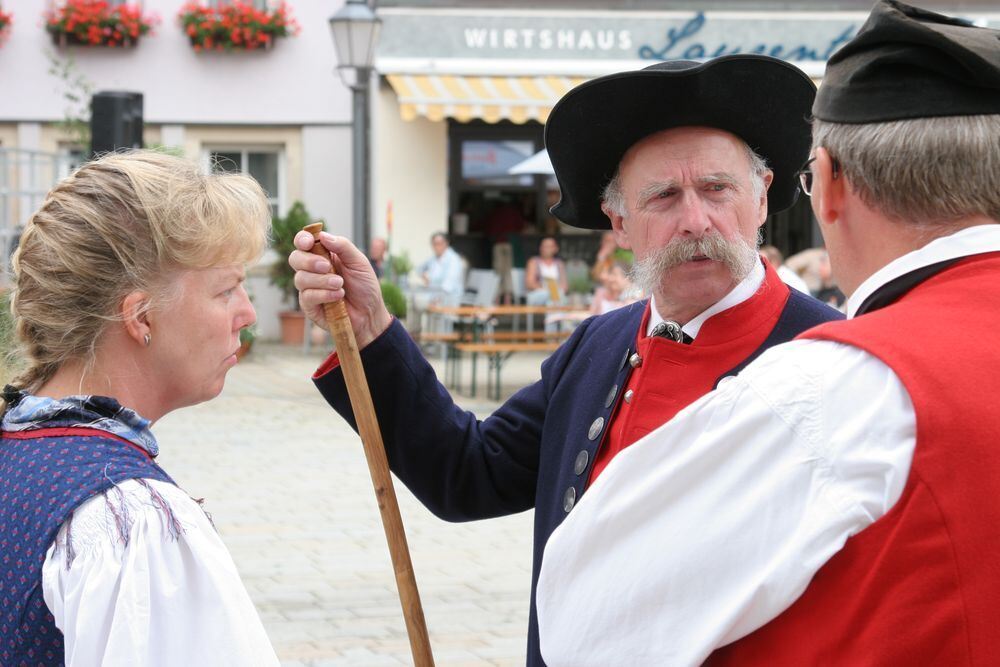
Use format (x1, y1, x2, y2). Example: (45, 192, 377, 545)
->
(45, 0, 157, 48)
(270, 201, 311, 345)
(178, 1, 298, 52)
(236, 324, 256, 360)
(380, 281, 407, 320)
(388, 251, 413, 289)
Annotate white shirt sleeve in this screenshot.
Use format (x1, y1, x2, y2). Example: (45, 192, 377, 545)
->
(536, 338, 916, 667)
(42, 478, 279, 667)
(444, 252, 467, 300)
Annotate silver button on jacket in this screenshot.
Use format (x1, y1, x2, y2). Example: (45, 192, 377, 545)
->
(588, 417, 605, 441)
(563, 486, 576, 512)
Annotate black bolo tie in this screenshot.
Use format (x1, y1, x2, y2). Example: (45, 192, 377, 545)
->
(651, 320, 694, 344)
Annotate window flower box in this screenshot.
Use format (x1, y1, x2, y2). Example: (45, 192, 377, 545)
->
(178, 2, 298, 52)
(0, 7, 12, 43)
(45, 0, 157, 48)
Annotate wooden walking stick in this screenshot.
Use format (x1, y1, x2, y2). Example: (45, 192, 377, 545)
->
(303, 222, 435, 666)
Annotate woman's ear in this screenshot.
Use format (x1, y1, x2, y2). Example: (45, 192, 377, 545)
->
(120, 291, 151, 347)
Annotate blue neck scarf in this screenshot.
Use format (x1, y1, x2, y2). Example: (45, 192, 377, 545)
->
(1, 386, 159, 457)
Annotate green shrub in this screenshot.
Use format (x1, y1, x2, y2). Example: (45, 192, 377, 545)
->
(239, 325, 257, 346)
(388, 251, 412, 282)
(270, 201, 312, 307)
(568, 274, 594, 295)
(612, 248, 635, 265)
(380, 280, 407, 319)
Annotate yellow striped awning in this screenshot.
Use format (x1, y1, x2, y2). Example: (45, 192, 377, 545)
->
(385, 74, 591, 124)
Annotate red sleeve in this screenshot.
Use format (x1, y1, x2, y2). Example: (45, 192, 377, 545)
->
(311, 316, 398, 380)
(313, 351, 341, 379)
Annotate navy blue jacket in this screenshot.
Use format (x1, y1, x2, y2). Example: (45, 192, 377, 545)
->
(314, 289, 842, 665)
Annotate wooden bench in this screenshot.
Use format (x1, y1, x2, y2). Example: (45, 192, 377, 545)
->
(416, 331, 461, 343)
(480, 330, 571, 342)
(427, 330, 569, 385)
(452, 341, 562, 400)
(426, 330, 568, 344)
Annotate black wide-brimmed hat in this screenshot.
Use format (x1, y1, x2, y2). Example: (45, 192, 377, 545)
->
(814, 0, 1000, 123)
(545, 55, 817, 229)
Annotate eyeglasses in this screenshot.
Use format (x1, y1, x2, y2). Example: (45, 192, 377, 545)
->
(797, 156, 839, 197)
(798, 157, 817, 197)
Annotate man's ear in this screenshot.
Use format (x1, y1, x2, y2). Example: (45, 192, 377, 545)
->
(602, 204, 631, 250)
(811, 147, 844, 227)
(120, 291, 152, 347)
(757, 169, 774, 224)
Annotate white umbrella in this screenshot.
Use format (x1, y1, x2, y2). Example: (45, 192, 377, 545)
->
(507, 149, 554, 175)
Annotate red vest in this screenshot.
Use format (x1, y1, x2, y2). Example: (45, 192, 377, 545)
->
(589, 263, 790, 483)
(707, 252, 1000, 666)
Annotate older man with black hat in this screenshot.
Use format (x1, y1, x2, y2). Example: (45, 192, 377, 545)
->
(288, 54, 840, 665)
(537, 2, 1000, 665)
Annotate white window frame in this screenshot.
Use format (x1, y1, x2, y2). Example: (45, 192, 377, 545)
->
(56, 143, 87, 180)
(201, 146, 286, 217)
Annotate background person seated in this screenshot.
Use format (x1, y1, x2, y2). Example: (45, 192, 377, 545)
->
(590, 230, 620, 284)
(590, 261, 642, 316)
(411, 231, 467, 336)
(417, 231, 465, 304)
(525, 236, 568, 306)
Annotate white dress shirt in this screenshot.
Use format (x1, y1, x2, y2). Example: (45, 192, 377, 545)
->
(419, 246, 466, 303)
(42, 479, 279, 667)
(647, 258, 766, 339)
(536, 225, 1000, 667)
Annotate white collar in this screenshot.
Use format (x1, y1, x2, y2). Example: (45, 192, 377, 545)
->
(647, 259, 766, 340)
(846, 224, 1000, 319)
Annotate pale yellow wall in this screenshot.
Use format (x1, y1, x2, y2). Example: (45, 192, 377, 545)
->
(0, 124, 18, 148)
(144, 126, 163, 146)
(32, 123, 156, 153)
(371, 81, 448, 275)
(0, 123, 178, 151)
(28, 124, 301, 207)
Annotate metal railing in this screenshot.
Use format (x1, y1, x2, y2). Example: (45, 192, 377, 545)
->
(0, 148, 79, 286)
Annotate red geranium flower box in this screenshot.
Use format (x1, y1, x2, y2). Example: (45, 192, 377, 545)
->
(45, 0, 157, 48)
(0, 8, 12, 38)
(178, 2, 298, 52)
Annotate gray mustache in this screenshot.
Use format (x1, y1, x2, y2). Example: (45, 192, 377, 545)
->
(629, 232, 759, 295)
(657, 234, 744, 269)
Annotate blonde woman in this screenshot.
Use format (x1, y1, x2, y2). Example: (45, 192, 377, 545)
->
(0, 151, 278, 666)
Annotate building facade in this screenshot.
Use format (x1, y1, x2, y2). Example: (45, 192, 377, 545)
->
(371, 0, 1000, 277)
(2, 1, 997, 337)
(0, 0, 354, 339)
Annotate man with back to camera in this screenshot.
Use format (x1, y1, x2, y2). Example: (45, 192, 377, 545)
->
(288, 53, 841, 665)
(536, 2, 1000, 665)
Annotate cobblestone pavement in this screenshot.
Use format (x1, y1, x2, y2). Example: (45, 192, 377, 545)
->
(153, 342, 548, 666)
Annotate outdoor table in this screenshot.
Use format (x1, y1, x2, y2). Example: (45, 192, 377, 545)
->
(427, 305, 577, 397)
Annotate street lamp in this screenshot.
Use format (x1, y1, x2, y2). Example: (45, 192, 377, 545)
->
(329, 0, 381, 250)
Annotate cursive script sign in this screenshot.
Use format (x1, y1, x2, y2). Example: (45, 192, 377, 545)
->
(637, 13, 856, 62)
